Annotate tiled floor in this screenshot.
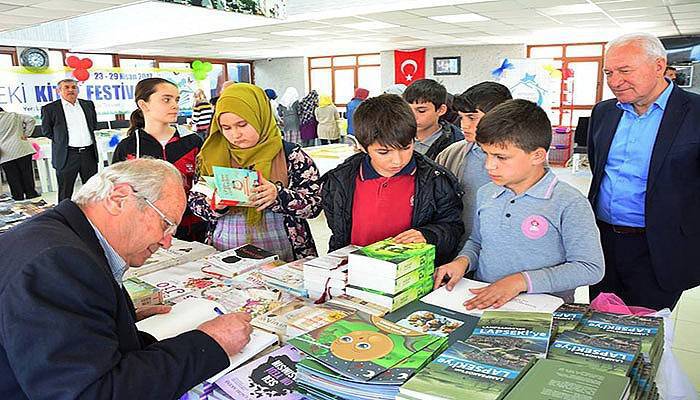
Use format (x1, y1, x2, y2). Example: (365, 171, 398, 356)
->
(5, 164, 700, 396)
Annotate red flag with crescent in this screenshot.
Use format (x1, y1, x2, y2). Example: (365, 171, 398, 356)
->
(394, 49, 426, 85)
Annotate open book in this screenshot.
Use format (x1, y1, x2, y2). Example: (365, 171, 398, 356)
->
(422, 278, 563, 316)
(135, 297, 278, 382)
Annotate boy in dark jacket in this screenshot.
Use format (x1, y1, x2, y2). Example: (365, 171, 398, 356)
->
(321, 94, 464, 266)
(403, 79, 462, 160)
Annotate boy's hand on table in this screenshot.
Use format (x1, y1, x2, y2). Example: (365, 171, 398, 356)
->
(464, 273, 528, 310)
(393, 229, 426, 244)
(433, 257, 469, 291)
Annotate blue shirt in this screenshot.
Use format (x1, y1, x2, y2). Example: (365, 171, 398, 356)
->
(460, 143, 491, 240)
(459, 169, 605, 302)
(89, 221, 128, 286)
(596, 80, 674, 227)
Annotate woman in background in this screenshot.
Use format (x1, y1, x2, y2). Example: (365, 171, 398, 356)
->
(298, 90, 319, 147)
(277, 87, 301, 144)
(314, 94, 341, 145)
(345, 87, 369, 136)
(191, 89, 213, 140)
(0, 107, 39, 200)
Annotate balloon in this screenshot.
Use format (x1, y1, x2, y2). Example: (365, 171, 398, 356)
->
(65, 56, 80, 68)
(72, 69, 90, 82)
(191, 60, 203, 69)
(193, 70, 207, 81)
(80, 58, 93, 69)
(202, 62, 212, 72)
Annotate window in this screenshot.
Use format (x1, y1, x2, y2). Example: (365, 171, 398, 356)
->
(227, 62, 251, 84)
(308, 53, 381, 107)
(66, 53, 114, 67)
(119, 58, 156, 68)
(0, 53, 13, 67)
(527, 43, 605, 126)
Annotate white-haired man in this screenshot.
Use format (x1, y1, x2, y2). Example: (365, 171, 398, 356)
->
(0, 158, 252, 400)
(588, 33, 700, 310)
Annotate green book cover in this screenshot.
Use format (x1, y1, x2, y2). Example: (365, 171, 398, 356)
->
(470, 311, 552, 357)
(346, 276, 433, 311)
(296, 336, 447, 385)
(548, 330, 640, 377)
(212, 165, 260, 205)
(400, 339, 530, 400)
(288, 312, 441, 382)
(502, 358, 630, 400)
(578, 312, 663, 364)
(551, 303, 590, 338)
(349, 239, 435, 279)
(384, 299, 479, 345)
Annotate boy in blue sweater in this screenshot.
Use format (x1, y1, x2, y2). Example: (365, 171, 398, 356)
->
(434, 99, 604, 309)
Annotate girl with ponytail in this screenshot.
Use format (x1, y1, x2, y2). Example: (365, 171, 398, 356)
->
(112, 77, 207, 242)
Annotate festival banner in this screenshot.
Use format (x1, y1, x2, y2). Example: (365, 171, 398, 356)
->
(0, 66, 207, 120)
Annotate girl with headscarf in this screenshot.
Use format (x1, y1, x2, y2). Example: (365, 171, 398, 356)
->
(277, 87, 301, 144)
(345, 87, 369, 135)
(188, 83, 322, 261)
(298, 90, 319, 147)
(314, 94, 341, 144)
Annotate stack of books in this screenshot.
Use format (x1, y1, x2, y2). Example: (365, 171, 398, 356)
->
(302, 245, 359, 300)
(549, 330, 641, 378)
(501, 358, 631, 400)
(550, 303, 591, 340)
(288, 312, 448, 400)
(123, 277, 163, 308)
(259, 257, 312, 297)
(398, 311, 553, 400)
(252, 298, 353, 341)
(383, 299, 480, 345)
(577, 312, 664, 400)
(212, 345, 304, 400)
(345, 239, 436, 311)
(325, 294, 389, 317)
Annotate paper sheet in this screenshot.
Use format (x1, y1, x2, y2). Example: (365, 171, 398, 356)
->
(421, 278, 564, 316)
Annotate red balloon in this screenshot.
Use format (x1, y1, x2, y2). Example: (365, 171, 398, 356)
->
(79, 58, 93, 69)
(72, 69, 90, 82)
(65, 56, 80, 68)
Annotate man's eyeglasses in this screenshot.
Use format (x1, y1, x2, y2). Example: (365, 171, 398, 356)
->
(130, 187, 178, 237)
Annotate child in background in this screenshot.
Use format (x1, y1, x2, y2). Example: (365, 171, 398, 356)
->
(314, 95, 341, 144)
(402, 79, 462, 160)
(321, 94, 463, 266)
(436, 81, 513, 242)
(189, 83, 322, 261)
(434, 99, 604, 308)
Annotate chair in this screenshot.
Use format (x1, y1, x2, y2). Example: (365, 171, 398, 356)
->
(571, 117, 590, 173)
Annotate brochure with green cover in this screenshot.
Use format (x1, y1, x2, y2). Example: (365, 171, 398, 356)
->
(399, 339, 532, 400)
(288, 312, 441, 382)
(548, 330, 640, 377)
(501, 358, 630, 400)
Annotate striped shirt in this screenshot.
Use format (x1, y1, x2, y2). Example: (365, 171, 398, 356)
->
(192, 102, 214, 134)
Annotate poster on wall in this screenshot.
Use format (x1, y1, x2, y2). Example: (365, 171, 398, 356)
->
(157, 0, 287, 19)
(0, 66, 208, 120)
(495, 58, 562, 124)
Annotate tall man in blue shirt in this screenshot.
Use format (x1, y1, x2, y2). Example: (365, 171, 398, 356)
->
(588, 33, 700, 310)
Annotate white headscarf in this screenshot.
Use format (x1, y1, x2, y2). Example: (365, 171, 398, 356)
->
(279, 87, 300, 108)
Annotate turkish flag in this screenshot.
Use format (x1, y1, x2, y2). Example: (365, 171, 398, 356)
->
(394, 49, 426, 85)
